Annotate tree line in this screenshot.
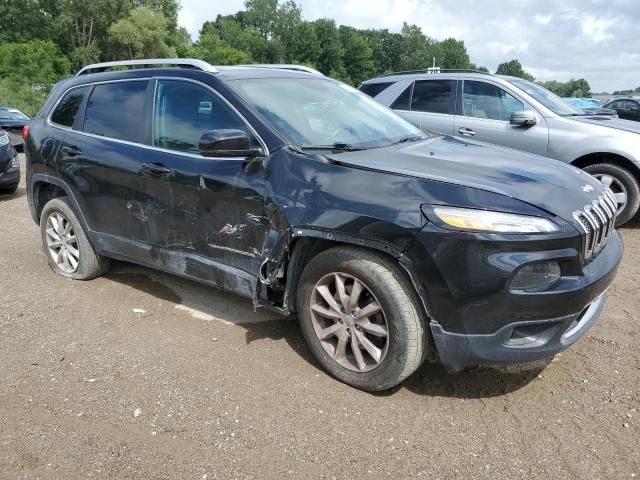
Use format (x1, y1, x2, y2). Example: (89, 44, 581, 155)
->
(0, 0, 613, 115)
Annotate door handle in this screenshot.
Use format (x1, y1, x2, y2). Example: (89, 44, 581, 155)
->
(141, 162, 173, 175)
(62, 146, 82, 156)
(458, 127, 476, 137)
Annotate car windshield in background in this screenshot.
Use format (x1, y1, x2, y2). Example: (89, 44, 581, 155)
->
(230, 77, 426, 150)
(506, 78, 584, 116)
(0, 109, 30, 120)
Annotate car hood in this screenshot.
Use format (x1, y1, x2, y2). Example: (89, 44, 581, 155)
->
(571, 116, 640, 134)
(327, 135, 604, 221)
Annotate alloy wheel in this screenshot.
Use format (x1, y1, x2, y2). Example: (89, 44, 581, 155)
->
(309, 272, 389, 372)
(595, 173, 628, 215)
(45, 212, 79, 274)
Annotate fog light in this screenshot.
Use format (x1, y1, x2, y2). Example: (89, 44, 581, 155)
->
(510, 262, 561, 292)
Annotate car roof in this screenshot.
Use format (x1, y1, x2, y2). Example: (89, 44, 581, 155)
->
(362, 71, 497, 84)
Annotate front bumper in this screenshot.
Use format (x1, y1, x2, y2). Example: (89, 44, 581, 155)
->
(431, 291, 607, 372)
(403, 222, 623, 371)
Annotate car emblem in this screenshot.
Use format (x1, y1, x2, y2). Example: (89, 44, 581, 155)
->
(582, 184, 594, 193)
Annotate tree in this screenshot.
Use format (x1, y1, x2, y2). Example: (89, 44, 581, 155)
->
(286, 21, 320, 65)
(398, 23, 436, 71)
(338, 26, 374, 85)
(0, 40, 70, 85)
(434, 38, 470, 69)
(495, 59, 535, 81)
(108, 7, 175, 59)
(312, 18, 342, 74)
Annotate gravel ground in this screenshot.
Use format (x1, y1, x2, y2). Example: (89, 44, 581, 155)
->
(1, 155, 639, 479)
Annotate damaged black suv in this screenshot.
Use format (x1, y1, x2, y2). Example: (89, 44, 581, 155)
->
(25, 59, 622, 391)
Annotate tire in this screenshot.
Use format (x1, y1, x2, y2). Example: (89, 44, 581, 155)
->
(0, 185, 18, 195)
(584, 163, 640, 226)
(297, 246, 428, 392)
(40, 197, 110, 280)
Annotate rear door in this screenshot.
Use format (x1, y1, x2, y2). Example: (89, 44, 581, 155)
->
(454, 79, 549, 156)
(394, 79, 456, 135)
(623, 100, 640, 121)
(57, 79, 155, 252)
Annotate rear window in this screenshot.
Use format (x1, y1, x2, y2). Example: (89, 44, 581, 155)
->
(50, 87, 90, 128)
(359, 82, 393, 98)
(411, 80, 453, 114)
(84, 81, 148, 143)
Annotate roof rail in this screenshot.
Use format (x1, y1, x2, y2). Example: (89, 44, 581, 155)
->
(377, 68, 493, 78)
(234, 64, 324, 76)
(76, 58, 219, 76)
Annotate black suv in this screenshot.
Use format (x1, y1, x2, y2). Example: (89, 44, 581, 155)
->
(25, 59, 623, 391)
(0, 128, 19, 194)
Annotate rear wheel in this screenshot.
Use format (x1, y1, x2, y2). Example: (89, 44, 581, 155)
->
(297, 246, 428, 391)
(584, 163, 640, 226)
(40, 197, 110, 280)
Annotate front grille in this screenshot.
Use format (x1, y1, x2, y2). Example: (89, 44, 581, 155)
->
(573, 189, 618, 260)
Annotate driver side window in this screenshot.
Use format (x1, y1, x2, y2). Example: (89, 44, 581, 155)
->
(463, 81, 524, 121)
(153, 80, 254, 154)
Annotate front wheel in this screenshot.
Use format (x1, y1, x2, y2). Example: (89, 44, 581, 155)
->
(297, 246, 428, 391)
(584, 163, 640, 226)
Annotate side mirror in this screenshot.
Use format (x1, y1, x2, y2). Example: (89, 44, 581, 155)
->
(510, 110, 537, 127)
(199, 129, 264, 158)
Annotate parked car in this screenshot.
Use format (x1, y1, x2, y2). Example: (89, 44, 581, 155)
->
(360, 71, 640, 225)
(25, 59, 622, 391)
(0, 128, 20, 194)
(0, 107, 31, 149)
(602, 97, 640, 122)
(562, 97, 618, 117)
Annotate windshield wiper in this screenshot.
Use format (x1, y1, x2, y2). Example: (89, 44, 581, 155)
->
(390, 135, 425, 145)
(299, 142, 363, 152)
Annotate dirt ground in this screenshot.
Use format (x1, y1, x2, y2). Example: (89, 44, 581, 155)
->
(1, 155, 639, 479)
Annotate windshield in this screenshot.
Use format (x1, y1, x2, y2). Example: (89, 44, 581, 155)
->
(0, 109, 29, 120)
(229, 77, 425, 149)
(505, 78, 584, 116)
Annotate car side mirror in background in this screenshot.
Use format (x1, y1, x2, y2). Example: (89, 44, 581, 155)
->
(199, 129, 264, 158)
(510, 110, 537, 127)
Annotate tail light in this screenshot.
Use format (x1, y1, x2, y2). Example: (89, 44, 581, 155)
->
(22, 125, 30, 141)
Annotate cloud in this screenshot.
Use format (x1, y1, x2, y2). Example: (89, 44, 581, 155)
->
(178, 0, 640, 92)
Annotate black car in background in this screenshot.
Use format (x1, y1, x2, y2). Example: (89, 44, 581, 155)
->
(0, 107, 31, 149)
(0, 128, 19, 194)
(603, 97, 640, 122)
(24, 59, 622, 391)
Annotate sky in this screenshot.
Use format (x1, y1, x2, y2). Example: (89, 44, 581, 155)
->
(178, 0, 640, 92)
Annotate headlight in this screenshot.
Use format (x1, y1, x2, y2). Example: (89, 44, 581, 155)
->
(431, 206, 559, 233)
(0, 134, 9, 146)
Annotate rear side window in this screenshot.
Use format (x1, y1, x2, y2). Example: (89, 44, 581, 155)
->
(84, 81, 148, 143)
(390, 84, 413, 110)
(411, 80, 453, 114)
(153, 80, 251, 154)
(50, 87, 90, 128)
(359, 82, 393, 98)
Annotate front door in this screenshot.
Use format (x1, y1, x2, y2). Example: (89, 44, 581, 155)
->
(140, 78, 269, 290)
(454, 80, 549, 156)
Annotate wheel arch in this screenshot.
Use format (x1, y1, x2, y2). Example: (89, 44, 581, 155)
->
(571, 152, 640, 182)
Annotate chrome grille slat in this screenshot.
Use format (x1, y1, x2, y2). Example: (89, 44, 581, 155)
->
(573, 189, 618, 261)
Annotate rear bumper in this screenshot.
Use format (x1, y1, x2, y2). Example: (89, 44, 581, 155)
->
(431, 292, 607, 372)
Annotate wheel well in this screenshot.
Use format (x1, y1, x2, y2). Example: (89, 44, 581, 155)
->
(282, 237, 411, 314)
(34, 182, 66, 221)
(572, 152, 640, 181)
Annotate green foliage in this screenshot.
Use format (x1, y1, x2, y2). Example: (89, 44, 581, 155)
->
(434, 38, 470, 69)
(0, 79, 50, 117)
(539, 78, 591, 98)
(495, 59, 535, 81)
(0, 40, 70, 84)
(108, 6, 176, 59)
